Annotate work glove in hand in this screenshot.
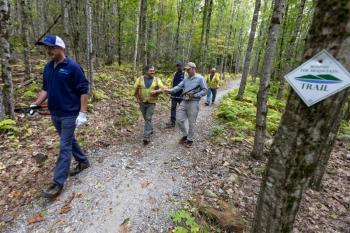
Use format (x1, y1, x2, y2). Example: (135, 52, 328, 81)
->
(29, 104, 39, 116)
(76, 112, 87, 127)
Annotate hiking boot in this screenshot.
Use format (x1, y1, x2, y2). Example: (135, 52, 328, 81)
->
(143, 139, 150, 145)
(179, 136, 187, 145)
(185, 140, 193, 148)
(70, 161, 90, 176)
(205, 102, 210, 106)
(166, 121, 175, 128)
(40, 183, 63, 199)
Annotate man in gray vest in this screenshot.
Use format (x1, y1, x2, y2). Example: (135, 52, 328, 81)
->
(165, 62, 207, 148)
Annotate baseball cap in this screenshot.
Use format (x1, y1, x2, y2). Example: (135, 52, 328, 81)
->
(184, 62, 196, 69)
(36, 35, 66, 49)
(176, 61, 183, 66)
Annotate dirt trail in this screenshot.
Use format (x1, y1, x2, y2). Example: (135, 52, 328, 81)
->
(5, 79, 241, 233)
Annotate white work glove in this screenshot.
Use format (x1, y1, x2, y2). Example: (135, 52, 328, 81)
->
(75, 112, 87, 127)
(29, 104, 39, 116)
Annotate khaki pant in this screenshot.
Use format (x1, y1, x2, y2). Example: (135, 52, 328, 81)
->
(139, 103, 155, 141)
(176, 100, 200, 141)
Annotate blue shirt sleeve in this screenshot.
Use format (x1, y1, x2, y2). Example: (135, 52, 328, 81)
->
(74, 66, 90, 94)
(42, 65, 48, 91)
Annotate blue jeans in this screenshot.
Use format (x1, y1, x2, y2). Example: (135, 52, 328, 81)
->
(170, 98, 182, 123)
(207, 88, 217, 104)
(51, 115, 88, 187)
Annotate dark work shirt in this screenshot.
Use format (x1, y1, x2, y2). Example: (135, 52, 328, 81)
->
(144, 76, 154, 89)
(172, 71, 185, 97)
(43, 57, 89, 117)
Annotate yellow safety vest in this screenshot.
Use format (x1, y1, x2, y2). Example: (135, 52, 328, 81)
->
(134, 76, 164, 103)
(206, 73, 220, 89)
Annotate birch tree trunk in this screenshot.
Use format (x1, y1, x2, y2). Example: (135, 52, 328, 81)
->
(276, 0, 306, 99)
(251, 0, 271, 83)
(61, 0, 70, 55)
(236, 0, 261, 100)
(252, 1, 350, 232)
(251, 0, 286, 159)
(85, 0, 93, 91)
(20, 0, 32, 80)
(0, 0, 14, 119)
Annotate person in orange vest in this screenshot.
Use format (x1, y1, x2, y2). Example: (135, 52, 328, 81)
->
(205, 68, 220, 106)
(134, 65, 164, 145)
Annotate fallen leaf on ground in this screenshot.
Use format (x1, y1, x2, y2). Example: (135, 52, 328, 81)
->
(0, 162, 6, 170)
(60, 192, 75, 214)
(119, 218, 131, 233)
(27, 213, 45, 225)
(140, 180, 151, 188)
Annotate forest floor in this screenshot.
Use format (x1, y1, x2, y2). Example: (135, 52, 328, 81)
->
(1, 64, 349, 233)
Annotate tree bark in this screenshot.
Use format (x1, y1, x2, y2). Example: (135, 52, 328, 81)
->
(140, 0, 148, 66)
(0, 0, 14, 119)
(251, 0, 271, 83)
(174, 0, 184, 57)
(236, 0, 261, 100)
(251, 0, 286, 160)
(61, 0, 70, 55)
(202, 0, 213, 73)
(85, 0, 93, 91)
(277, 0, 306, 99)
(20, 0, 32, 80)
(252, 1, 350, 232)
(133, 0, 142, 71)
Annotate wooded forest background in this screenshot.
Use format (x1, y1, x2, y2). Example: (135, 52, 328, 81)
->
(7, 0, 313, 74)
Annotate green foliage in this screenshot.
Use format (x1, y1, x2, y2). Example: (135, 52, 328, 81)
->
(216, 83, 286, 141)
(113, 105, 140, 126)
(338, 121, 350, 138)
(170, 209, 208, 233)
(92, 89, 109, 101)
(0, 119, 19, 135)
(209, 126, 225, 137)
(22, 82, 41, 99)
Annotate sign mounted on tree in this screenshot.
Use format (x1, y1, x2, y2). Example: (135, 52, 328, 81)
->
(284, 50, 350, 107)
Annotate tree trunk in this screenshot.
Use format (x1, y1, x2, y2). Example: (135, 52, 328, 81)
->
(236, 0, 261, 100)
(0, 0, 14, 119)
(251, 0, 286, 159)
(20, 0, 32, 80)
(252, 1, 350, 232)
(61, 0, 70, 55)
(133, 0, 142, 71)
(199, 0, 208, 66)
(106, 0, 117, 65)
(37, 0, 45, 35)
(272, 3, 289, 82)
(116, 0, 122, 65)
(276, 0, 306, 99)
(85, 0, 93, 91)
(251, 0, 271, 83)
(202, 0, 213, 73)
(174, 0, 184, 57)
(222, 0, 240, 74)
(140, 0, 148, 66)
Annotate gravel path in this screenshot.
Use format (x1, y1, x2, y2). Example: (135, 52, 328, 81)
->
(5, 79, 241, 233)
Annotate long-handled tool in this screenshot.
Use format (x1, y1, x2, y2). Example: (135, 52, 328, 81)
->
(171, 85, 201, 100)
(14, 105, 50, 116)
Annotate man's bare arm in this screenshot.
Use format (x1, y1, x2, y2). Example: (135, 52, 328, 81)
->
(34, 90, 48, 105)
(80, 94, 88, 112)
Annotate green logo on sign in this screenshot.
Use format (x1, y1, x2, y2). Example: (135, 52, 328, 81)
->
(295, 74, 342, 84)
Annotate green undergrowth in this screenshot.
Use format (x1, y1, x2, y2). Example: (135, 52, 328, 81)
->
(216, 82, 286, 142)
(171, 209, 210, 233)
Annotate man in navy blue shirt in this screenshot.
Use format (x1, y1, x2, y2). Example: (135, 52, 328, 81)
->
(166, 62, 185, 128)
(32, 35, 90, 198)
